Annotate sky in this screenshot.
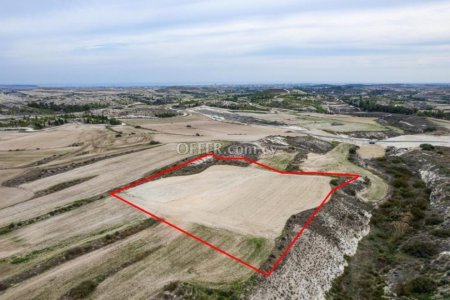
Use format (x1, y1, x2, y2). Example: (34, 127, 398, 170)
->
(1, 0, 450, 85)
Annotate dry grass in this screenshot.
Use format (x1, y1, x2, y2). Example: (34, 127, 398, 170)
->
(0, 117, 388, 299)
(0, 124, 107, 151)
(301, 143, 388, 202)
(294, 113, 389, 132)
(0, 143, 190, 227)
(0, 123, 278, 299)
(122, 113, 298, 143)
(258, 151, 297, 170)
(357, 145, 385, 159)
(122, 164, 331, 239)
(0, 223, 272, 299)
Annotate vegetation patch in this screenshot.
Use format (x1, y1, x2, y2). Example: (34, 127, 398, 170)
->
(0, 219, 158, 292)
(157, 278, 256, 300)
(420, 143, 435, 151)
(32, 176, 97, 199)
(401, 240, 438, 258)
(61, 245, 161, 300)
(3, 144, 158, 187)
(0, 194, 106, 236)
(328, 149, 446, 299)
(398, 276, 437, 298)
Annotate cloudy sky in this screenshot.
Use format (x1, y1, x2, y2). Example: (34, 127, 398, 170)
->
(1, 0, 450, 85)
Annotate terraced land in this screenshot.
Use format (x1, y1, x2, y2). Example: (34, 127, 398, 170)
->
(2, 102, 446, 299)
(0, 118, 347, 299)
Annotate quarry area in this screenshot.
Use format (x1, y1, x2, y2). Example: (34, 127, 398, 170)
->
(0, 85, 449, 299)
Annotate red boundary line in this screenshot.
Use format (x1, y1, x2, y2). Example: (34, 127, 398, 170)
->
(109, 152, 360, 277)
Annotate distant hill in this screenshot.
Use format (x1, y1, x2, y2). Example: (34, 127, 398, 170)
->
(0, 84, 39, 89)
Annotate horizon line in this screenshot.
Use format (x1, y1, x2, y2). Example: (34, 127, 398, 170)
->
(1, 82, 450, 89)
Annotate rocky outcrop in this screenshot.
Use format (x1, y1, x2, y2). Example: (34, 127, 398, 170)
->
(250, 192, 372, 300)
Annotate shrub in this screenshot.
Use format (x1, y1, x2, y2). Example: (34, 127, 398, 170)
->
(391, 157, 401, 164)
(0, 226, 13, 235)
(68, 280, 98, 299)
(330, 178, 340, 186)
(154, 110, 178, 118)
(65, 246, 85, 258)
(412, 181, 426, 188)
(414, 198, 429, 210)
(11, 256, 28, 264)
(399, 276, 437, 295)
(425, 214, 444, 225)
(389, 166, 412, 177)
(400, 189, 414, 198)
(344, 186, 356, 196)
(402, 240, 438, 258)
(420, 144, 435, 151)
(432, 228, 450, 238)
(392, 178, 408, 188)
(411, 207, 425, 220)
(0, 282, 8, 292)
(109, 118, 122, 125)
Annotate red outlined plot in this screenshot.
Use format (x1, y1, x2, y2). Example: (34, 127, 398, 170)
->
(110, 152, 360, 277)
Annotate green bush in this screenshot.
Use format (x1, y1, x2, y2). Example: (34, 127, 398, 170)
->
(68, 280, 98, 299)
(425, 214, 444, 225)
(399, 276, 437, 295)
(402, 240, 438, 258)
(392, 178, 408, 188)
(389, 166, 412, 177)
(411, 207, 425, 220)
(154, 110, 178, 118)
(412, 181, 426, 188)
(420, 144, 435, 151)
(400, 189, 414, 198)
(432, 228, 450, 238)
(109, 118, 121, 125)
(330, 178, 340, 186)
(0, 225, 13, 235)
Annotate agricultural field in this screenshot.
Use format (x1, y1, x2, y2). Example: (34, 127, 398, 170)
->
(122, 164, 332, 239)
(2, 0, 450, 296)
(0, 85, 449, 299)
